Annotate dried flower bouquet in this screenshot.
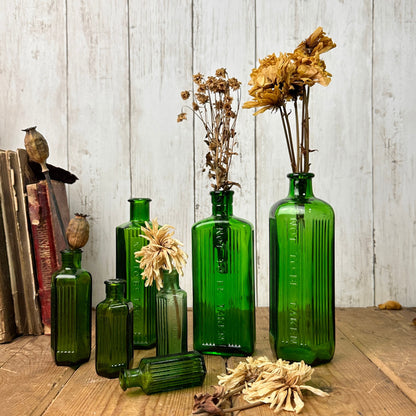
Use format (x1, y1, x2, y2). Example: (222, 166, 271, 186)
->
(178, 68, 242, 191)
(243, 27, 336, 173)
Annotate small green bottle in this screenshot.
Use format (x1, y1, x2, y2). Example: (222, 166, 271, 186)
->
(116, 198, 156, 348)
(51, 249, 92, 366)
(119, 351, 206, 394)
(95, 279, 133, 378)
(156, 269, 187, 356)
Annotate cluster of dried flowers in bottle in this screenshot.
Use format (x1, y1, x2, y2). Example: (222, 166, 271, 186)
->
(243, 27, 336, 173)
(178, 68, 242, 191)
(134, 218, 187, 290)
(192, 356, 328, 415)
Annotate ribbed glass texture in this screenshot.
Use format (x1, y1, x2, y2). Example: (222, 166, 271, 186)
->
(119, 351, 206, 394)
(192, 191, 255, 356)
(51, 249, 92, 366)
(95, 279, 133, 378)
(269, 173, 335, 365)
(156, 269, 187, 356)
(116, 198, 156, 348)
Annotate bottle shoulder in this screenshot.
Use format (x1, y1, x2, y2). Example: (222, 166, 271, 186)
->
(270, 196, 334, 217)
(192, 215, 253, 231)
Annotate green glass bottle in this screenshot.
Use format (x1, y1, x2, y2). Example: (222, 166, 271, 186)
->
(51, 249, 92, 366)
(192, 190, 256, 356)
(119, 351, 206, 394)
(95, 279, 133, 378)
(269, 173, 335, 365)
(116, 198, 156, 348)
(156, 269, 187, 356)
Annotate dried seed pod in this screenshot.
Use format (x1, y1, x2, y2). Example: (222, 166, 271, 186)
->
(22, 126, 49, 168)
(378, 300, 402, 310)
(66, 213, 89, 249)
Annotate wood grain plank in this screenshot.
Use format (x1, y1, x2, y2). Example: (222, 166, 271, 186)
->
(0, 335, 75, 416)
(129, 0, 194, 298)
(43, 311, 225, 416)
(337, 307, 416, 406)
(373, 0, 416, 306)
(254, 0, 374, 307)
(0, 0, 67, 165)
(222, 308, 416, 416)
(66, 0, 130, 306)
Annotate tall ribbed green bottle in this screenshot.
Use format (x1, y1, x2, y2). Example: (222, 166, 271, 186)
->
(116, 198, 156, 348)
(51, 249, 92, 366)
(156, 269, 187, 356)
(269, 173, 335, 365)
(192, 190, 255, 356)
(95, 279, 133, 378)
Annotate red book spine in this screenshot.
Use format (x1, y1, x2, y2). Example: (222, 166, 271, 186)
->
(27, 183, 58, 334)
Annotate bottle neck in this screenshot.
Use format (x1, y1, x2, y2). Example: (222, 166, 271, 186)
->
(61, 249, 82, 268)
(129, 198, 151, 223)
(287, 173, 315, 199)
(105, 279, 126, 300)
(162, 269, 180, 290)
(211, 191, 233, 217)
(119, 367, 143, 391)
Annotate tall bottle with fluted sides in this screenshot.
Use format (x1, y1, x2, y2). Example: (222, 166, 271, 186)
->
(192, 190, 255, 356)
(269, 173, 335, 365)
(156, 269, 187, 356)
(95, 279, 133, 378)
(116, 198, 156, 348)
(51, 249, 92, 366)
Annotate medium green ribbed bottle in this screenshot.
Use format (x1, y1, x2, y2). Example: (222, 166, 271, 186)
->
(119, 351, 206, 394)
(269, 173, 335, 365)
(192, 190, 255, 356)
(51, 249, 92, 366)
(156, 269, 187, 356)
(116, 198, 156, 348)
(95, 279, 133, 378)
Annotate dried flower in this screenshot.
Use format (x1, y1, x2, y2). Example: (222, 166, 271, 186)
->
(178, 69, 242, 191)
(181, 90, 190, 100)
(177, 112, 187, 123)
(134, 218, 187, 290)
(66, 213, 89, 249)
(243, 27, 336, 173)
(378, 300, 402, 310)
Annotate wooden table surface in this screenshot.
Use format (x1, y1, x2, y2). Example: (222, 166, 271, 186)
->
(0, 307, 415, 416)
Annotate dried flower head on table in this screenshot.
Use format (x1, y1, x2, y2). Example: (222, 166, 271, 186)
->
(192, 356, 328, 415)
(178, 68, 242, 191)
(134, 218, 187, 290)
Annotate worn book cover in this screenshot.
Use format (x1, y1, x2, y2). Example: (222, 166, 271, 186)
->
(0, 149, 43, 335)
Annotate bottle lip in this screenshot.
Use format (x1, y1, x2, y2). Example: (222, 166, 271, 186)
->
(105, 279, 126, 287)
(210, 190, 234, 196)
(287, 172, 315, 179)
(61, 248, 83, 254)
(128, 197, 151, 202)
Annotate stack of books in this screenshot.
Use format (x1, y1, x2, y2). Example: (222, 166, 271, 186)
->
(0, 148, 76, 342)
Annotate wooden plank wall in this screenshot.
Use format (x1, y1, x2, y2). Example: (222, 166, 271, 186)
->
(0, 0, 415, 308)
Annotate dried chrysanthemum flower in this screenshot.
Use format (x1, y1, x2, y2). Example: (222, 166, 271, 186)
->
(294, 26, 336, 57)
(134, 218, 187, 290)
(217, 357, 328, 414)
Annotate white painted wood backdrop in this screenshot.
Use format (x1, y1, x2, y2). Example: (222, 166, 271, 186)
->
(1, 0, 415, 307)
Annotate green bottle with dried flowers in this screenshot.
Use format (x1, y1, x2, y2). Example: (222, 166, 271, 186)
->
(134, 219, 188, 356)
(51, 214, 92, 366)
(116, 198, 157, 348)
(178, 69, 256, 356)
(244, 28, 336, 365)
